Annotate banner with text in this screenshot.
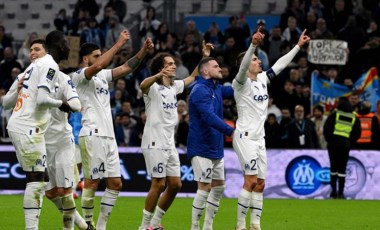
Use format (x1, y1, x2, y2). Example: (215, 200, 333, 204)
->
(307, 40, 348, 65)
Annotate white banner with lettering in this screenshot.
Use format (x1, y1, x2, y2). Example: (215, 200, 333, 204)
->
(307, 40, 348, 65)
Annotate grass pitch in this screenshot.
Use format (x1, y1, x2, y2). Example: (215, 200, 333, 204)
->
(0, 195, 379, 229)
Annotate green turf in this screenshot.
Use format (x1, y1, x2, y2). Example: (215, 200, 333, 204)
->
(0, 195, 379, 229)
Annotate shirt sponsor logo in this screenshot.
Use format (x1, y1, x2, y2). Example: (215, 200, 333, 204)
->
(253, 94, 268, 102)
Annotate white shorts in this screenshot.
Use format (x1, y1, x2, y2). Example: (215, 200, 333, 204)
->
(233, 133, 267, 179)
(45, 137, 75, 190)
(74, 144, 82, 164)
(79, 136, 121, 179)
(191, 156, 224, 183)
(142, 148, 180, 178)
(8, 131, 46, 172)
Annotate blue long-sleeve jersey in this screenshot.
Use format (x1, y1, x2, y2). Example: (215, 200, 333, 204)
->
(187, 76, 234, 160)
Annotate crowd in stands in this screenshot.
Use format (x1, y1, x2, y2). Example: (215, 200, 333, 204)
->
(1, 0, 380, 150)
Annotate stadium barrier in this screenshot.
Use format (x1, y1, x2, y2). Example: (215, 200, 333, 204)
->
(1, 145, 379, 200)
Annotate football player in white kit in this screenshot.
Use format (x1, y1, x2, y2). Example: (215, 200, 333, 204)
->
(138, 42, 213, 230)
(71, 30, 154, 229)
(232, 28, 310, 230)
(6, 31, 72, 230)
(4, 38, 90, 230)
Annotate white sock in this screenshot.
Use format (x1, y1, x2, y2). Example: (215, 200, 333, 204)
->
(192, 189, 209, 230)
(62, 193, 76, 230)
(74, 210, 88, 230)
(140, 209, 153, 229)
(96, 188, 119, 229)
(24, 182, 45, 230)
(150, 206, 165, 228)
(49, 195, 87, 229)
(51, 196, 63, 212)
(250, 192, 263, 225)
(81, 188, 95, 222)
(203, 185, 225, 230)
(236, 189, 251, 229)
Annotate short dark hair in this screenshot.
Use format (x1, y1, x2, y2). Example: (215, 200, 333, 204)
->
(30, 39, 46, 49)
(313, 105, 324, 113)
(45, 30, 65, 52)
(79, 43, 100, 63)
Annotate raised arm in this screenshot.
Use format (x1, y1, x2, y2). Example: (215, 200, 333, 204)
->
(235, 26, 265, 84)
(183, 41, 214, 87)
(112, 37, 154, 81)
(271, 29, 310, 75)
(84, 30, 130, 80)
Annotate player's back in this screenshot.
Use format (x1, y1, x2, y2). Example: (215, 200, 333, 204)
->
(46, 72, 79, 144)
(8, 55, 60, 134)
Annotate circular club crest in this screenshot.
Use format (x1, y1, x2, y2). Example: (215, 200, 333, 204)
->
(285, 155, 322, 195)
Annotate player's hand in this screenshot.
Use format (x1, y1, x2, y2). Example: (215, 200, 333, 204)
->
(297, 29, 311, 47)
(202, 40, 214, 57)
(118, 30, 130, 44)
(252, 26, 265, 45)
(143, 37, 154, 50)
(17, 74, 25, 93)
(59, 101, 72, 113)
(161, 64, 176, 78)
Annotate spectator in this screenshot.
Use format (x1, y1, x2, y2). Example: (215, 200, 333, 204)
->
(268, 95, 282, 122)
(264, 113, 282, 148)
(303, 10, 317, 32)
(80, 18, 105, 48)
(105, 15, 130, 49)
(325, 0, 352, 35)
(279, 0, 303, 31)
(310, 105, 327, 149)
(139, 6, 161, 46)
(224, 15, 251, 53)
(174, 52, 190, 81)
(105, 0, 127, 23)
(73, 0, 99, 20)
(203, 22, 225, 52)
(99, 5, 116, 37)
(0, 25, 13, 61)
(310, 17, 334, 39)
(288, 105, 319, 149)
(279, 107, 293, 147)
(129, 109, 147, 146)
(355, 101, 376, 149)
(268, 26, 285, 65)
(282, 16, 302, 45)
(348, 92, 360, 112)
(54, 9, 71, 34)
(0, 47, 23, 91)
(114, 113, 136, 146)
(182, 20, 203, 47)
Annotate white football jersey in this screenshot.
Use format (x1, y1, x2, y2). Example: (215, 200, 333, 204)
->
(141, 80, 185, 149)
(232, 72, 270, 139)
(71, 68, 114, 137)
(45, 72, 79, 144)
(7, 54, 59, 134)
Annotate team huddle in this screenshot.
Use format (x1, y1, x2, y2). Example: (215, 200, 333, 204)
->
(5, 27, 310, 230)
